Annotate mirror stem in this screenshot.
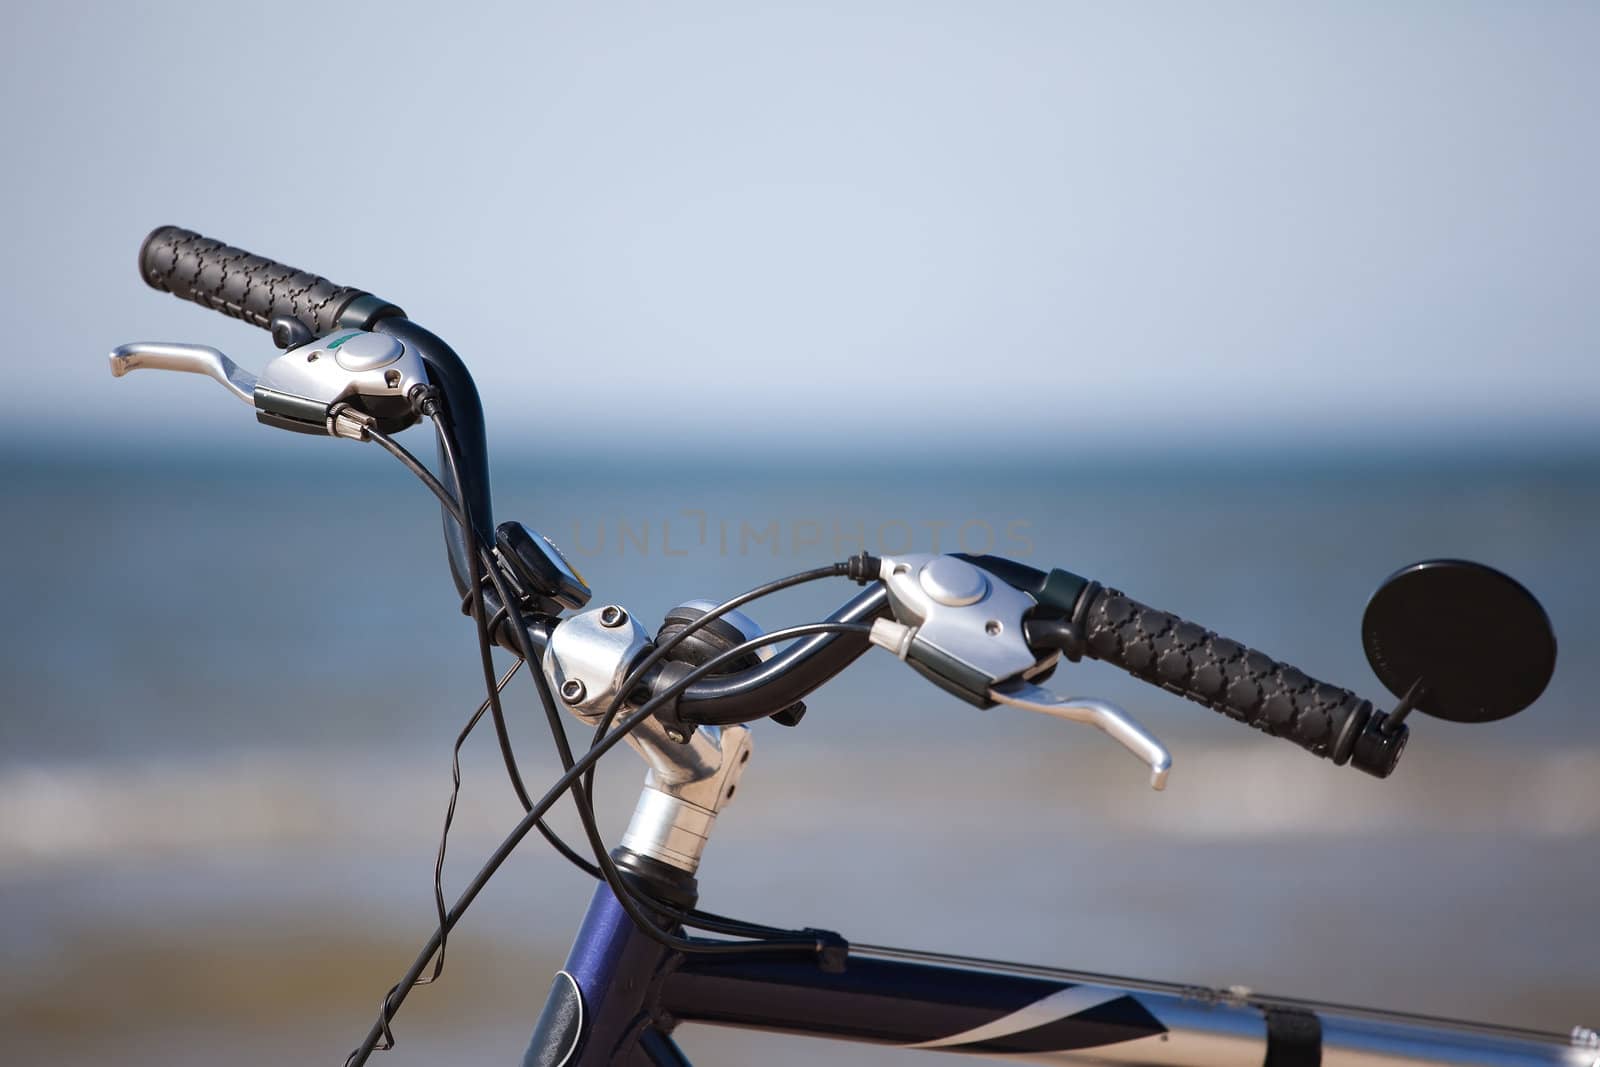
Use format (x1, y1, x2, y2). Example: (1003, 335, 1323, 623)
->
(1383, 677, 1426, 736)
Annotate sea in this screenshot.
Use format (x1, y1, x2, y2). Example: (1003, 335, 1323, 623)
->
(2, 441, 1596, 1065)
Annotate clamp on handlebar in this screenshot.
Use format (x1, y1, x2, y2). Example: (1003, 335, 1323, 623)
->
(109, 331, 430, 439)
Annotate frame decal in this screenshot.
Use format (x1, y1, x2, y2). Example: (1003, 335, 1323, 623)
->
(903, 985, 1131, 1049)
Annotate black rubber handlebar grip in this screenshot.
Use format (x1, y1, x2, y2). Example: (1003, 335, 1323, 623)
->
(1080, 587, 1374, 764)
(138, 226, 401, 337)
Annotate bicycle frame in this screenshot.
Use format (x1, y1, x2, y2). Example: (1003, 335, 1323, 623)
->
(529, 879, 1591, 1066)
(540, 883, 1210, 1066)
(522, 813, 1593, 1067)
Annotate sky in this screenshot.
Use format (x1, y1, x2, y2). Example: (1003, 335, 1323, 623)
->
(1, 1, 1595, 457)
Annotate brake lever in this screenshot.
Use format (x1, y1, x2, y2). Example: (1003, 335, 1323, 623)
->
(109, 342, 258, 405)
(108, 330, 429, 438)
(988, 679, 1173, 791)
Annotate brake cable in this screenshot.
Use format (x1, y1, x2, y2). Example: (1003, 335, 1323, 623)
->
(420, 656, 522, 985)
(580, 560, 865, 801)
(343, 621, 873, 1067)
(365, 418, 868, 970)
(419, 409, 834, 953)
(429, 407, 610, 874)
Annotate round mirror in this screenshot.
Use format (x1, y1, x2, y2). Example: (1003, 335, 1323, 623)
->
(1362, 560, 1555, 723)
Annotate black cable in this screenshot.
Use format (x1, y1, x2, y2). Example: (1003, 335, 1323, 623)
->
(391, 421, 598, 988)
(582, 563, 850, 802)
(366, 426, 467, 528)
(371, 422, 872, 999)
(364, 418, 608, 1052)
(420, 656, 522, 983)
(427, 416, 606, 876)
(366, 425, 601, 883)
(432, 411, 587, 788)
(369, 424, 601, 874)
(383, 406, 773, 950)
(464, 515, 849, 957)
(377, 420, 861, 944)
(422, 401, 674, 919)
(510, 555, 864, 945)
(469, 556, 605, 876)
(433, 417, 541, 816)
(343, 621, 873, 1067)
(575, 563, 861, 942)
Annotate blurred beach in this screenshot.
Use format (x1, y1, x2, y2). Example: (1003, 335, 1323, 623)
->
(2, 445, 1597, 1065)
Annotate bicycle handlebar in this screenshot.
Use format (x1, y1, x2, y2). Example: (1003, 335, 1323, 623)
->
(129, 227, 1405, 777)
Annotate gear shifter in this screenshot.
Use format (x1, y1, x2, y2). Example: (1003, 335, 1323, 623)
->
(109, 330, 430, 438)
(868, 553, 1174, 791)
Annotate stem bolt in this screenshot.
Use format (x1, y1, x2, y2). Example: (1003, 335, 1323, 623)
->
(665, 728, 687, 744)
(599, 606, 628, 628)
(560, 678, 587, 704)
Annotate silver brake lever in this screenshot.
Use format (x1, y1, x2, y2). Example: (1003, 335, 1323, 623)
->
(108, 342, 258, 405)
(988, 680, 1173, 791)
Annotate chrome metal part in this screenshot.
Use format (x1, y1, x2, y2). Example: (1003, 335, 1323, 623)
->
(989, 680, 1173, 791)
(918, 554, 990, 606)
(1319, 1012, 1594, 1067)
(851, 943, 1587, 1066)
(108, 342, 258, 404)
(258, 330, 428, 411)
(109, 332, 428, 430)
(891, 982, 1586, 1066)
(544, 607, 654, 724)
(879, 553, 1040, 694)
(329, 331, 404, 371)
(543, 600, 765, 873)
(327, 404, 376, 441)
(618, 724, 752, 873)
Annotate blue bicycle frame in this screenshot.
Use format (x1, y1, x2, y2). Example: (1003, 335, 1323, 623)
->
(525, 881, 1590, 1067)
